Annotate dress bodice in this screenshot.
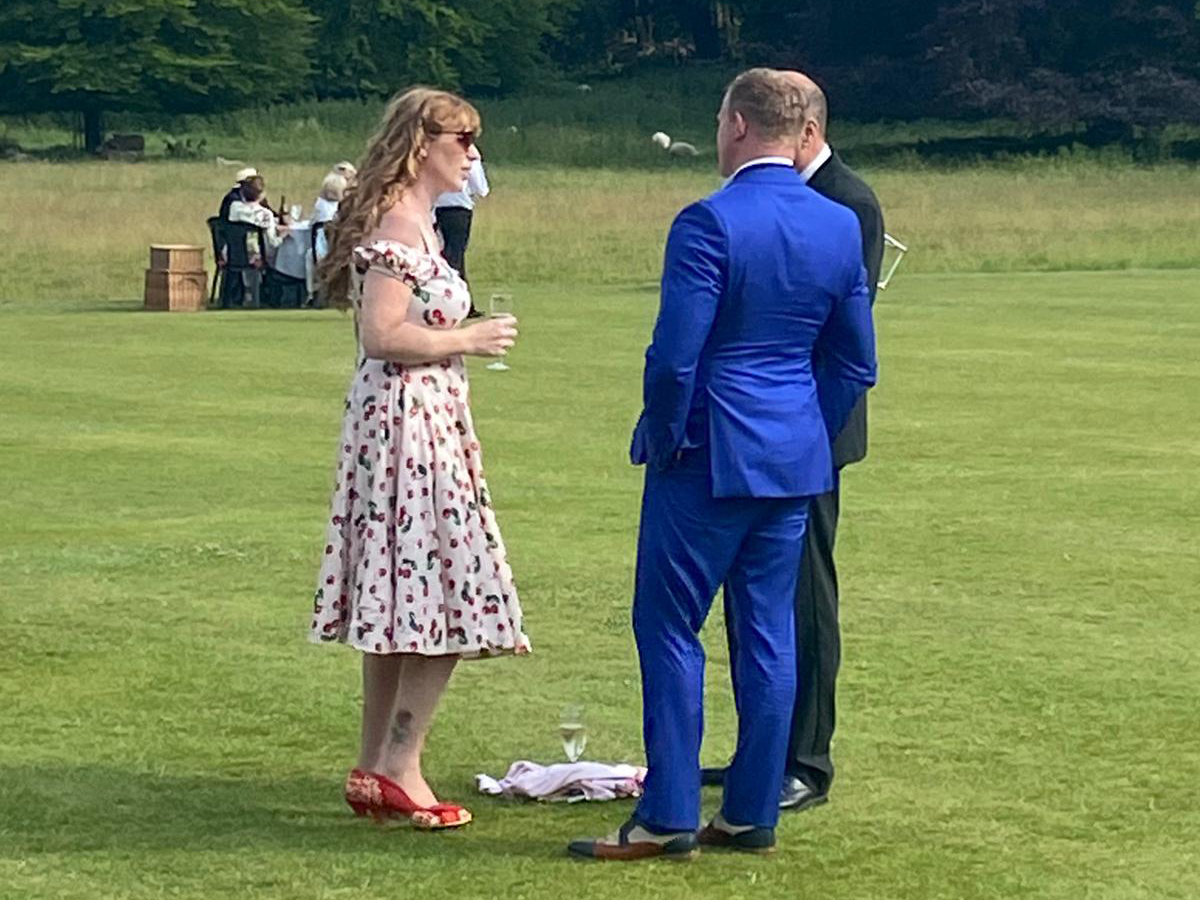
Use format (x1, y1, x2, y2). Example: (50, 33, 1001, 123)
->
(352, 240, 471, 330)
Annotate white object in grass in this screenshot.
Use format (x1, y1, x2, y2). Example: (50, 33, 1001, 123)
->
(651, 132, 699, 156)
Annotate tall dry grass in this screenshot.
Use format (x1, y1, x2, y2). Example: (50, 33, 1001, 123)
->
(1, 159, 1197, 309)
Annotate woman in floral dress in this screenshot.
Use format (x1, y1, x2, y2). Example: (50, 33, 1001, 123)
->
(311, 87, 527, 830)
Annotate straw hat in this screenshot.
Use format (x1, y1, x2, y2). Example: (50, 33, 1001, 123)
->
(234, 166, 259, 183)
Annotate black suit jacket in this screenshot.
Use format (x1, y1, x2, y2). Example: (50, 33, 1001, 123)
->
(807, 150, 884, 468)
(218, 186, 243, 222)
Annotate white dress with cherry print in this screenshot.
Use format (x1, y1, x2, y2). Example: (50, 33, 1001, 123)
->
(310, 240, 529, 658)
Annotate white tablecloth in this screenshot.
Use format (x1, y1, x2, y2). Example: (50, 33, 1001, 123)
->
(270, 221, 313, 286)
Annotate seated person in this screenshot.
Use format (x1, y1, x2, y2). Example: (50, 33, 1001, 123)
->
(223, 175, 291, 308)
(218, 167, 259, 222)
(228, 175, 289, 264)
(332, 160, 357, 181)
(311, 171, 346, 224)
(215, 167, 260, 283)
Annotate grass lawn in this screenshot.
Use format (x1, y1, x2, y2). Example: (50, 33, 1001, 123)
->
(1, 264, 1198, 898)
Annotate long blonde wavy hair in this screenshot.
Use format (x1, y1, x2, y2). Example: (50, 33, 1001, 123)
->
(317, 87, 482, 307)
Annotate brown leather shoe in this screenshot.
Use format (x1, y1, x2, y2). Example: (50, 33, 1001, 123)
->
(568, 819, 699, 861)
(697, 818, 776, 854)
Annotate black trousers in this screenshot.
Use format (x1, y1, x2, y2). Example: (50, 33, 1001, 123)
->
(261, 269, 306, 309)
(219, 267, 258, 308)
(786, 478, 841, 794)
(435, 206, 473, 281)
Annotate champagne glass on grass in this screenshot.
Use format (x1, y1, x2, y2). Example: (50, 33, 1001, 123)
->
(485, 291, 515, 371)
(560, 704, 588, 763)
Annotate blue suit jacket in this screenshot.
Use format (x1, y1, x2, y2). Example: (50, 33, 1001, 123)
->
(630, 163, 877, 498)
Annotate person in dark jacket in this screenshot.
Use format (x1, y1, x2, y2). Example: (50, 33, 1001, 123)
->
(703, 71, 886, 814)
(218, 167, 259, 221)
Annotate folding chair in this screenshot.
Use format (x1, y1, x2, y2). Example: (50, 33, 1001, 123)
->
(206, 216, 226, 306)
(219, 221, 266, 308)
(308, 220, 327, 308)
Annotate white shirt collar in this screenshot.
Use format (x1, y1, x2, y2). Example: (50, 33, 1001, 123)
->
(724, 155, 794, 187)
(798, 143, 832, 184)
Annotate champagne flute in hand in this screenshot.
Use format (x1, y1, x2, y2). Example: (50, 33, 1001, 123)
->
(485, 292, 515, 371)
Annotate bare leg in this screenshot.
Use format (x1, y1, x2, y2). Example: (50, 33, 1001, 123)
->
(358, 653, 404, 773)
(377, 654, 458, 808)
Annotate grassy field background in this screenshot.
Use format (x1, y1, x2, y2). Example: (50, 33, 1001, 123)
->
(2, 160, 1199, 311)
(6, 69, 1200, 167)
(1, 107, 1199, 899)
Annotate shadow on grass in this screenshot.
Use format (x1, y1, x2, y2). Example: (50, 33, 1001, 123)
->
(1, 298, 143, 314)
(0, 764, 574, 860)
(57, 304, 347, 324)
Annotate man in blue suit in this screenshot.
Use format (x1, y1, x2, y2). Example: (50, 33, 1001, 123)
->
(569, 68, 877, 861)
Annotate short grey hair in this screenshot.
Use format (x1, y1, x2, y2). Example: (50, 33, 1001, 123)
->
(804, 81, 829, 132)
(724, 68, 808, 140)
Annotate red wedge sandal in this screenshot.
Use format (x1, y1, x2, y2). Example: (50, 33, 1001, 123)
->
(344, 769, 473, 830)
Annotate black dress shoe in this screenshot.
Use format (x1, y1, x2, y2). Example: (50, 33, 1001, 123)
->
(697, 819, 776, 854)
(779, 775, 829, 811)
(700, 766, 727, 787)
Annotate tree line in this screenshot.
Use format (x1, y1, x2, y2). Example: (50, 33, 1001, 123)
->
(2, 0, 1198, 152)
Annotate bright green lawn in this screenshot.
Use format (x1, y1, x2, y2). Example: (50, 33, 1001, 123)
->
(1, 269, 1198, 898)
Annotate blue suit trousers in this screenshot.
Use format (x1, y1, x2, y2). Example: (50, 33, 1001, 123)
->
(632, 449, 810, 831)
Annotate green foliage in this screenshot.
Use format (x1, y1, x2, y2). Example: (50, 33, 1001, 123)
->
(0, 0, 317, 113)
(3, 0, 1200, 138)
(6, 75, 1200, 171)
(305, 0, 577, 99)
(0, 0, 314, 147)
(306, 0, 476, 97)
(542, 1, 1200, 129)
(923, 0, 1200, 130)
(452, 0, 578, 94)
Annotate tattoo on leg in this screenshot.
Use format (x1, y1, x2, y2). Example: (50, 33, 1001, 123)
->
(390, 709, 414, 748)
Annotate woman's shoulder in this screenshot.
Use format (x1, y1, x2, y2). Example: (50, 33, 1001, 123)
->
(374, 207, 426, 246)
(355, 210, 446, 284)
(355, 236, 438, 286)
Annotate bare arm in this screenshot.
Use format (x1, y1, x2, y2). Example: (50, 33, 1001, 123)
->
(360, 277, 517, 364)
(359, 271, 471, 363)
(359, 212, 517, 364)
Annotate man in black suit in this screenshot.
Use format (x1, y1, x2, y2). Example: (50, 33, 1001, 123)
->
(703, 71, 885, 812)
(779, 71, 885, 810)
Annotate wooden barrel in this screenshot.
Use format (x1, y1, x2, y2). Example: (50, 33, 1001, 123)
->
(144, 269, 207, 311)
(149, 244, 204, 272)
(144, 243, 207, 311)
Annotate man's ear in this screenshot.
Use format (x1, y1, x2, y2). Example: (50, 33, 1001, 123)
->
(733, 110, 749, 140)
(799, 120, 817, 151)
